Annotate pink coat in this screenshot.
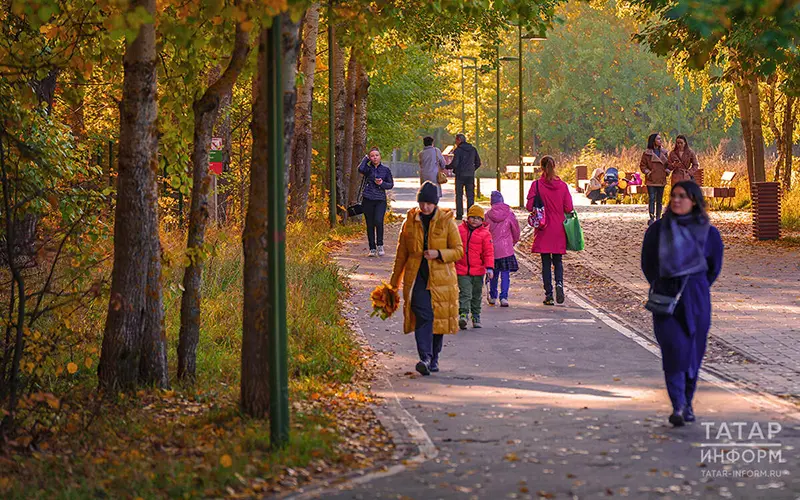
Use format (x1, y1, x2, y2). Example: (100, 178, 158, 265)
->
(485, 202, 521, 259)
(526, 175, 575, 255)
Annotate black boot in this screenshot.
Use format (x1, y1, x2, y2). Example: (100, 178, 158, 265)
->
(430, 356, 439, 373)
(669, 409, 686, 427)
(684, 375, 698, 422)
(415, 359, 431, 376)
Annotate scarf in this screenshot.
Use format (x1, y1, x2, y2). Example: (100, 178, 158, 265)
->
(658, 212, 710, 278)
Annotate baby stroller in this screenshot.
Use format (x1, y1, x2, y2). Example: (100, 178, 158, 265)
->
(604, 167, 620, 201)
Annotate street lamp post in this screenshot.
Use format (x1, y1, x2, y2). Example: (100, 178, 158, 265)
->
(497, 52, 519, 193)
(515, 26, 546, 209)
(460, 56, 480, 199)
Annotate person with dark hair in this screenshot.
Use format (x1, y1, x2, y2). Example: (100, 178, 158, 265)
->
(449, 133, 482, 220)
(641, 180, 724, 427)
(526, 156, 574, 305)
(389, 181, 463, 375)
(418, 136, 446, 197)
(358, 147, 394, 257)
(640, 133, 670, 225)
(668, 135, 699, 185)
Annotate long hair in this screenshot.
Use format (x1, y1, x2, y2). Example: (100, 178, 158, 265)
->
(666, 181, 708, 221)
(646, 133, 659, 150)
(674, 135, 689, 150)
(540, 155, 556, 180)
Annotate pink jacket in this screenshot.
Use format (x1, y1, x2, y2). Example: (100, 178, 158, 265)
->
(486, 202, 521, 259)
(526, 175, 575, 255)
(455, 222, 494, 276)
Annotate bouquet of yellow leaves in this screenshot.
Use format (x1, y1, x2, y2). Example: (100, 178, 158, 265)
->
(370, 282, 400, 320)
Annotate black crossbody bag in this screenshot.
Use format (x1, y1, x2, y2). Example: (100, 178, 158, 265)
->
(347, 175, 367, 217)
(645, 277, 688, 315)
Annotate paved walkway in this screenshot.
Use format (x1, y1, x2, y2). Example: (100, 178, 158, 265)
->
(314, 179, 800, 499)
(533, 194, 800, 399)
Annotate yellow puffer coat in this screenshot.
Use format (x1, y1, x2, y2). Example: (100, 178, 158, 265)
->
(389, 207, 463, 335)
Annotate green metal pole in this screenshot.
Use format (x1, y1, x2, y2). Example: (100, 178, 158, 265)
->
(328, 8, 336, 228)
(266, 14, 289, 448)
(474, 64, 480, 199)
(518, 24, 524, 209)
(461, 62, 465, 133)
(496, 50, 501, 193)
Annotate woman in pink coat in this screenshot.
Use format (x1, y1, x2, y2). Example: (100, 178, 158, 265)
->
(526, 156, 575, 305)
(485, 191, 521, 307)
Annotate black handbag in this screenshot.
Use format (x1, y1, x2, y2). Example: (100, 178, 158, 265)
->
(347, 175, 366, 217)
(645, 277, 688, 315)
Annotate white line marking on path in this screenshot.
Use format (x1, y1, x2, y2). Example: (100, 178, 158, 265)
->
(283, 303, 437, 500)
(516, 254, 800, 422)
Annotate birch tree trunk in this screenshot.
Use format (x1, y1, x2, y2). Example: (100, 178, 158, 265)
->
(99, 0, 168, 390)
(332, 34, 347, 218)
(178, 22, 250, 382)
(348, 61, 369, 205)
(241, 13, 300, 418)
(289, 3, 319, 219)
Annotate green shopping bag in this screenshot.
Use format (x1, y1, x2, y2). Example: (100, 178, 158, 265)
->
(564, 210, 585, 252)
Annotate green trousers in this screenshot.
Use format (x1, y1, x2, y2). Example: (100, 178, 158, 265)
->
(458, 275, 484, 317)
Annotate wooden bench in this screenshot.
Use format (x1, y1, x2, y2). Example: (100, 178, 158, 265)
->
(505, 156, 538, 180)
(701, 171, 737, 208)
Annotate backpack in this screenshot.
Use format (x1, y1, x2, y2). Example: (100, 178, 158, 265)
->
(527, 181, 547, 229)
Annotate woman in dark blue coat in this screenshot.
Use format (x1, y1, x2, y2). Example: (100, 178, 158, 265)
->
(641, 181, 724, 427)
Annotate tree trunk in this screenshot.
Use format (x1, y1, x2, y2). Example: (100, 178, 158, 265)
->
(332, 34, 347, 218)
(178, 23, 250, 382)
(342, 49, 358, 213)
(748, 77, 767, 183)
(348, 61, 369, 205)
(241, 13, 300, 418)
(98, 0, 168, 391)
(289, 3, 320, 219)
(784, 95, 795, 190)
(734, 80, 755, 189)
(766, 78, 784, 182)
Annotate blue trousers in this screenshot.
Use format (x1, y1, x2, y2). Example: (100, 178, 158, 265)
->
(489, 270, 511, 300)
(411, 274, 443, 363)
(647, 186, 665, 220)
(665, 371, 698, 411)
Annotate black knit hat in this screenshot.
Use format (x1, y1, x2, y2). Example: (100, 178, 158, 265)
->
(417, 181, 440, 205)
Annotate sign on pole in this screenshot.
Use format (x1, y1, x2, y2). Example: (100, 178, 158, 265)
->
(209, 137, 224, 175)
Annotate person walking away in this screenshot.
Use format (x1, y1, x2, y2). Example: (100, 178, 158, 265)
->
(358, 147, 394, 257)
(418, 136, 447, 198)
(485, 191, 520, 307)
(455, 205, 494, 329)
(449, 133, 482, 220)
(640, 133, 670, 225)
(586, 168, 607, 205)
(526, 156, 574, 306)
(389, 182, 463, 376)
(641, 181, 723, 427)
(668, 135, 699, 186)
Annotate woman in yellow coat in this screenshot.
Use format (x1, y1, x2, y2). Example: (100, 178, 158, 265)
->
(390, 182, 463, 375)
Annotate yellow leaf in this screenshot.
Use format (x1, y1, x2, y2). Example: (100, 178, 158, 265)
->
(240, 20, 254, 32)
(220, 454, 233, 468)
(84, 357, 93, 369)
(67, 362, 78, 374)
(55, 365, 64, 376)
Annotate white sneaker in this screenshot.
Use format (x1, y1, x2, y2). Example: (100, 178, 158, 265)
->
(488, 298, 496, 305)
(377, 245, 385, 256)
(500, 298, 509, 307)
(368, 249, 377, 257)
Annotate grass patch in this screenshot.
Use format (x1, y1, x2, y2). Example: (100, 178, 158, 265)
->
(1, 217, 389, 498)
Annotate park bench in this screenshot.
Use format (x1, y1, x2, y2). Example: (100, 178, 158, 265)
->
(505, 156, 538, 179)
(700, 171, 737, 208)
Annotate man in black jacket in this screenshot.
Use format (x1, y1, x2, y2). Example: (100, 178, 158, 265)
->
(449, 133, 481, 220)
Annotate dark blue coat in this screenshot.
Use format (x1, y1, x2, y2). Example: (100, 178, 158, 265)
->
(358, 157, 394, 201)
(641, 220, 724, 375)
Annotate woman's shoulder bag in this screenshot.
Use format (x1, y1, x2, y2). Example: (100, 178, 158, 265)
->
(645, 277, 688, 315)
(527, 181, 547, 228)
(347, 175, 367, 217)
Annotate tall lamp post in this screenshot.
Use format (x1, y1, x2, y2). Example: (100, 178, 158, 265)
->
(516, 25, 546, 209)
(461, 56, 480, 198)
(497, 51, 519, 193)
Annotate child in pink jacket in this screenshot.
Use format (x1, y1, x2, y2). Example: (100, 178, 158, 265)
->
(485, 191, 521, 307)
